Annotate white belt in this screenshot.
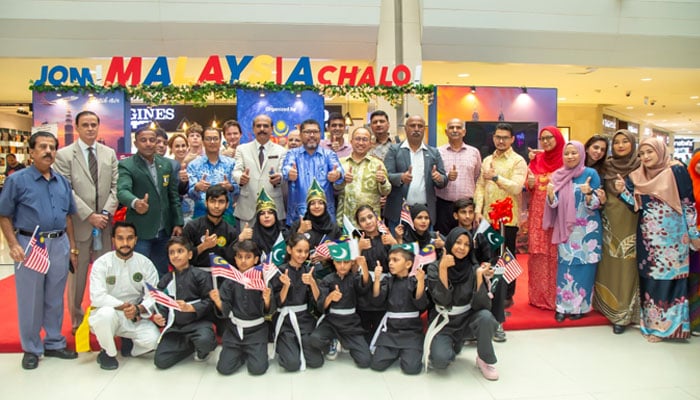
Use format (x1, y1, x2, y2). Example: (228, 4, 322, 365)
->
(273, 304, 308, 370)
(369, 311, 420, 354)
(228, 312, 265, 340)
(316, 307, 357, 327)
(422, 304, 472, 372)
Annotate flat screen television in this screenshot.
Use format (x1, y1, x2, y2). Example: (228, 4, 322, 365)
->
(464, 121, 539, 163)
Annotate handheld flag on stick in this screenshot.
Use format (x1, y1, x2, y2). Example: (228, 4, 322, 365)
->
(21, 226, 50, 274)
(210, 254, 247, 285)
(476, 219, 505, 250)
(400, 201, 414, 230)
(270, 233, 287, 266)
(496, 248, 523, 283)
(145, 282, 181, 311)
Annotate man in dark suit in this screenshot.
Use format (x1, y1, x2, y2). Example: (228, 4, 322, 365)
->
(54, 111, 119, 333)
(117, 126, 183, 276)
(384, 115, 448, 234)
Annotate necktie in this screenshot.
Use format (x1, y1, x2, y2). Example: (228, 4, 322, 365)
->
(88, 147, 99, 208)
(258, 145, 265, 167)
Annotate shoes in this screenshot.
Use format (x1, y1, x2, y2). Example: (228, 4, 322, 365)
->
(493, 324, 507, 343)
(97, 350, 119, 370)
(554, 312, 566, 322)
(194, 351, 210, 362)
(44, 348, 78, 359)
(21, 352, 39, 370)
(120, 338, 133, 357)
(568, 313, 584, 321)
(504, 299, 515, 309)
(476, 356, 499, 381)
(325, 339, 340, 361)
(612, 324, 626, 334)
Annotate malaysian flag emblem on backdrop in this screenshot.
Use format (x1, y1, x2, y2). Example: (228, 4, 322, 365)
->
(24, 232, 50, 274)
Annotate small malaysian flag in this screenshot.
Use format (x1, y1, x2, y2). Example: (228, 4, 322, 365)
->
(145, 282, 181, 311)
(261, 252, 280, 285)
(377, 219, 389, 235)
(400, 201, 414, 230)
(410, 244, 436, 276)
(210, 254, 248, 285)
(22, 227, 50, 274)
(496, 248, 523, 283)
(244, 267, 267, 291)
(315, 241, 332, 259)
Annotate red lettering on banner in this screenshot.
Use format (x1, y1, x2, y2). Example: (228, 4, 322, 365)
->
(378, 66, 393, 86)
(356, 66, 376, 86)
(337, 66, 359, 86)
(104, 57, 142, 86)
(393, 65, 411, 85)
(317, 65, 337, 85)
(197, 55, 225, 83)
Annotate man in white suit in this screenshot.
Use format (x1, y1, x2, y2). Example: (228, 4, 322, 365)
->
(232, 114, 287, 228)
(54, 111, 119, 333)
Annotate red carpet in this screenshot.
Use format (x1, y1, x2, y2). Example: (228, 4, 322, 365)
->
(0, 253, 611, 353)
(502, 253, 610, 330)
(0, 274, 99, 353)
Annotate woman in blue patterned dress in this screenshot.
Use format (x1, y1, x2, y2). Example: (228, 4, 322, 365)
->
(543, 141, 603, 322)
(613, 137, 700, 342)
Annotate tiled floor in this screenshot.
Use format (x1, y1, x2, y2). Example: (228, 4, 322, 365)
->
(1, 233, 699, 399)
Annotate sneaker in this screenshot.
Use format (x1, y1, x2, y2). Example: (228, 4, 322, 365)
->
(493, 324, 507, 343)
(325, 339, 339, 361)
(194, 351, 210, 362)
(120, 338, 133, 357)
(476, 356, 499, 380)
(97, 350, 119, 370)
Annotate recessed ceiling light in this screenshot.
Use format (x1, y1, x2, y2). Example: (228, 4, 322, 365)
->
(558, 97, 566, 101)
(641, 77, 652, 81)
(646, 113, 654, 116)
(457, 73, 470, 78)
(697, 102, 700, 106)
(626, 106, 634, 110)
(691, 96, 700, 100)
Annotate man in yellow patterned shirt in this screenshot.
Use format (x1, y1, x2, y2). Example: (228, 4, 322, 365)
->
(474, 123, 528, 341)
(335, 127, 392, 226)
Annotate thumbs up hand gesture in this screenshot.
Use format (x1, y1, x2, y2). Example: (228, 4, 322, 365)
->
(375, 165, 386, 184)
(580, 176, 593, 195)
(344, 165, 353, 184)
(221, 175, 234, 192)
(202, 229, 218, 250)
(298, 217, 312, 234)
(401, 166, 413, 185)
(178, 163, 189, 183)
(279, 269, 291, 288)
(327, 164, 341, 183)
(238, 223, 253, 241)
(195, 173, 210, 192)
(134, 193, 150, 214)
(447, 164, 458, 181)
(431, 165, 443, 184)
(239, 167, 250, 186)
(288, 162, 298, 182)
(329, 284, 343, 302)
(302, 266, 315, 286)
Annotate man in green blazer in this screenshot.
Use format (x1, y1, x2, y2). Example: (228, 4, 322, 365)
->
(117, 126, 183, 276)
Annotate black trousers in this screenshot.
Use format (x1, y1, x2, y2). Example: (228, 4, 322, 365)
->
(309, 322, 371, 368)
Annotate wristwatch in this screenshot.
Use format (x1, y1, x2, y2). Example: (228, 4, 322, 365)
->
(70, 248, 80, 255)
(491, 175, 499, 182)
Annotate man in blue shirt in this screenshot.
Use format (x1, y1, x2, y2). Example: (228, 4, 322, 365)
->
(282, 118, 344, 226)
(0, 131, 79, 369)
(187, 126, 238, 227)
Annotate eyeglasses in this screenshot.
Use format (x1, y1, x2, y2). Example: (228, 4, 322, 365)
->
(302, 130, 320, 135)
(353, 137, 370, 142)
(203, 137, 220, 142)
(493, 135, 511, 142)
(539, 136, 555, 142)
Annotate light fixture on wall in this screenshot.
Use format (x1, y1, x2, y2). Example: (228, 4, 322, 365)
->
(344, 112, 353, 126)
(470, 86, 476, 93)
(521, 87, 528, 94)
(211, 115, 219, 128)
(295, 91, 301, 98)
(259, 91, 266, 98)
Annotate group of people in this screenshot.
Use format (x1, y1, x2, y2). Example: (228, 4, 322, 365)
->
(1, 108, 697, 380)
(526, 127, 700, 344)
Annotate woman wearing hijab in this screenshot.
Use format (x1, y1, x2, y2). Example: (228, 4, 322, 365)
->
(396, 204, 445, 250)
(526, 126, 566, 310)
(686, 151, 700, 334)
(543, 141, 603, 322)
(290, 179, 342, 278)
(251, 188, 288, 256)
(614, 137, 700, 342)
(425, 227, 499, 380)
(593, 130, 642, 334)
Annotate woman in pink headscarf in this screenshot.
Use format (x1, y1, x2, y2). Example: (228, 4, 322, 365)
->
(543, 141, 603, 322)
(613, 137, 700, 342)
(526, 126, 566, 310)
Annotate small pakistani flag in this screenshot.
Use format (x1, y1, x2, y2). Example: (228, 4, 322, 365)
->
(270, 233, 286, 266)
(328, 239, 360, 261)
(476, 219, 505, 250)
(342, 215, 360, 238)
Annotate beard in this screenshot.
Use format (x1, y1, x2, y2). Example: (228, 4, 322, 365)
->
(116, 246, 134, 258)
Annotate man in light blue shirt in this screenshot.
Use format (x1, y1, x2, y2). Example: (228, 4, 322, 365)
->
(281, 118, 344, 226)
